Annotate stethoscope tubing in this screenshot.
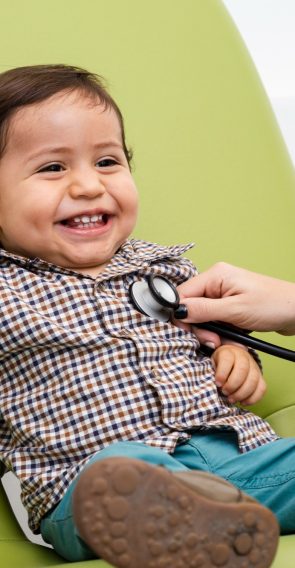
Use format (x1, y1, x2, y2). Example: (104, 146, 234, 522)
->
(196, 322, 295, 362)
(129, 274, 295, 362)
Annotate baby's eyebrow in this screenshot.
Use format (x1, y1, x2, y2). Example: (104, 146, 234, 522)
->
(27, 146, 71, 161)
(92, 140, 123, 151)
(27, 140, 123, 162)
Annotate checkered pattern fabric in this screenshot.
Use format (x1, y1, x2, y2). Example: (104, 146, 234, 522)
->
(0, 239, 278, 532)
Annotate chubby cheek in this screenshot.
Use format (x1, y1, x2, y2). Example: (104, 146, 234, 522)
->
(2, 208, 56, 256)
(21, 191, 59, 229)
(1, 212, 45, 252)
(125, 198, 139, 235)
(117, 182, 139, 229)
(128, 181, 139, 212)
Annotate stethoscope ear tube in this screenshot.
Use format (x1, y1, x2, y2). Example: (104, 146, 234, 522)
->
(196, 322, 295, 362)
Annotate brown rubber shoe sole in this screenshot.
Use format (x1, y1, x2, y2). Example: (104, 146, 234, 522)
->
(72, 457, 279, 568)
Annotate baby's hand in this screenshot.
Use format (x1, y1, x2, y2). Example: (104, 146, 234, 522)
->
(212, 345, 266, 405)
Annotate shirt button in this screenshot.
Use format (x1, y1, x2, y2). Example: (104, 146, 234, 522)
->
(151, 368, 166, 382)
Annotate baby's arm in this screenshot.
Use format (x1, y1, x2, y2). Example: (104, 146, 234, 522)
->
(212, 345, 266, 406)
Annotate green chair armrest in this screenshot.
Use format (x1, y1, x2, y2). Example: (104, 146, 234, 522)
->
(271, 535, 295, 568)
(0, 540, 113, 568)
(265, 406, 295, 438)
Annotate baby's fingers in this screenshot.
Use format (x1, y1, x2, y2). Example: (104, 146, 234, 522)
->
(212, 347, 236, 388)
(221, 359, 251, 398)
(227, 367, 262, 404)
(240, 377, 267, 406)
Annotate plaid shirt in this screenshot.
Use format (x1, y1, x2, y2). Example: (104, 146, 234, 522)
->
(0, 239, 278, 532)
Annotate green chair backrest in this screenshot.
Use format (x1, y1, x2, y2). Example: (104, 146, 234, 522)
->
(0, 1, 294, 566)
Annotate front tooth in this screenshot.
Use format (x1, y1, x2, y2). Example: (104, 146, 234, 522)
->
(81, 216, 91, 223)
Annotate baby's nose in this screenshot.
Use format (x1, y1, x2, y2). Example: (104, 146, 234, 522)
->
(69, 170, 105, 199)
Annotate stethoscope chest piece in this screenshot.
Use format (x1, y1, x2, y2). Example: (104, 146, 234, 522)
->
(129, 272, 295, 362)
(130, 275, 179, 322)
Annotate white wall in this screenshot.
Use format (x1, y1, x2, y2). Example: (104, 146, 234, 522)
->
(223, 0, 295, 165)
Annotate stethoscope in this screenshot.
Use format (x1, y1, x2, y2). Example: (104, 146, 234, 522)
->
(130, 274, 295, 362)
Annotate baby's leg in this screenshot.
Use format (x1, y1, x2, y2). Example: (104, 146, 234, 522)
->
(41, 440, 278, 567)
(175, 430, 295, 534)
(41, 440, 190, 561)
(73, 456, 278, 568)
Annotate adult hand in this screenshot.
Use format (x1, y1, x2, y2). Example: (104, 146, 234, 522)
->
(176, 263, 295, 337)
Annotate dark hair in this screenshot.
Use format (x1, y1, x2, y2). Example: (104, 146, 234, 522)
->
(0, 64, 133, 166)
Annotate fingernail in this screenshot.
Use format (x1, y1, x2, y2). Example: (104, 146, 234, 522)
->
(204, 341, 216, 350)
(174, 304, 188, 319)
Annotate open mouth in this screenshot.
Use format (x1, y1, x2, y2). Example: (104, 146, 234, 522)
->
(60, 213, 109, 229)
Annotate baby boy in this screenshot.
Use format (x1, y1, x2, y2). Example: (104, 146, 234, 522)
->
(0, 64, 287, 568)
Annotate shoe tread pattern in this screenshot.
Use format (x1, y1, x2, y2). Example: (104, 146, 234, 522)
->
(73, 457, 279, 568)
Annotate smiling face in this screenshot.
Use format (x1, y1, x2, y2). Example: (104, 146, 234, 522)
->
(0, 91, 138, 276)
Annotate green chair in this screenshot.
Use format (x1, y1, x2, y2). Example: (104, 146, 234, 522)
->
(0, 0, 294, 565)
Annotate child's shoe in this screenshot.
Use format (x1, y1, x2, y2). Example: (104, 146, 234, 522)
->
(72, 456, 279, 568)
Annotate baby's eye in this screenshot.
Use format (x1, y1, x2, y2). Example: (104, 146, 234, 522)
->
(37, 163, 64, 173)
(96, 158, 118, 168)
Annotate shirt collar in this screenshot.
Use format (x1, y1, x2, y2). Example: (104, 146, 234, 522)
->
(0, 239, 195, 281)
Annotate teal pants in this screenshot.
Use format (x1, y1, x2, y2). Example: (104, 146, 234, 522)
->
(41, 431, 295, 561)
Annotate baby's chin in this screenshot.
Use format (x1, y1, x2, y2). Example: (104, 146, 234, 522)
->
(58, 253, 113, 276)
(68, 263, 109, 277)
